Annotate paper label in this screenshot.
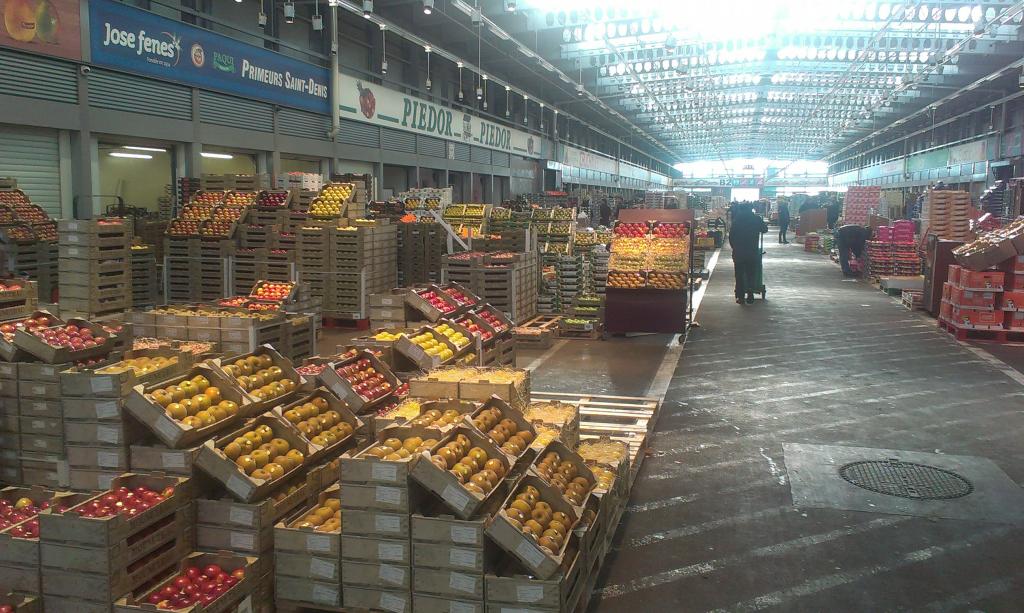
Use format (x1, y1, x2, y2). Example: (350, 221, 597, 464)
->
(229, 507, 255, 526)
(449, 547, 478, 568)
(311, 583, 337, 604)
(98, 473, 115, 489)
(31, 420, 44, 430)
(154, 419, 179, 442)
(379, 592, 406, 613)
(515, 540, 546, 568)
(66, 247, 79, 256)
(95, 401, 119, 419)
(378, 564, 405, 585)
(378, 542, 405, 561)
(450, 525, 479, 545)
(32, 402, 48, 414)
(162, 452, 186, 469)
(91, 377, 114, 393)
(96, 426, 119, 443)
(40, 366, 54, 377)
(381, 297, 395, 306)
(375, 486, 402, 505)
(33, 439, 46, 449)
(229, 531, 255, 550)
(226, 474, 250, 498)
(375, 514, 401, 533)
(67, 234, 79, 243)
(96, 451, 120, 468)
(516, 585, 544, 603)
(306, 534, 332, 552)
(442, 484, 472, 512)
(449, 602, 476, 613)
(448, 572, 477, 594)
(371, 462, 398, 482)
(31, 385, 45, 396)
(309, 557, 336, 579)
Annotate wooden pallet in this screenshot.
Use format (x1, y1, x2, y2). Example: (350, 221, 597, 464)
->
(938, 318, 1024, 343)
(514, 314, 562, 348)
(559, 326, 602, 340)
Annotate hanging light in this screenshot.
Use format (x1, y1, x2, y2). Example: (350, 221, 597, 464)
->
(311, 0, 323, 30)
(424, 46, 431, 91)
(482, 75, 488, 110)
(380, 25, 387, 75)
(283, 1, 295, 24)
(505, 85, 511, 118)
(423, 0, 434, 15)
(504, 0, 516, 12)
(523, 94, 528, 125)
(457, 61, 465, 102)
(362, 0, 373, 18)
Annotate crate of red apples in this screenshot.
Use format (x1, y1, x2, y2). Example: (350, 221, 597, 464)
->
(0, 311, 61, 362)
(13, 317, 114, 363)
(249, 280, 297, 304)
(319, 349, 399, 412)
(406, 286, 461, 321)
(114, 551, 255, 613)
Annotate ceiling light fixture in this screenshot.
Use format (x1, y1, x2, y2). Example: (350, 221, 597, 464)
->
(362, 0, 373, 19)
(258, 0, 267, 27)
(109, 152, 152, 159)
(482, 75, 488, 110)
(201, 152, 234, 159)
(504, 0, 516, 12)
(380, 25, 387, 75)
(423, 0, 433, 15)
(284, 1, 295, 24)
(123, 146, 167, 152)
(458, 61, 465, 102)
(424, 46, 431, 90)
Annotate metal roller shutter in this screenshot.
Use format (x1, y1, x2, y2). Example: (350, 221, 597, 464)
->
(454, 143, 471, 162)
(278, 108, 331, 140)
(199, 91, 274, 132)
(88, 70, 192, 120)
(381, 128, 416, 153)
(0, 128, 61, 216)
(340, 119, 379, 148)
(417, 135, 445, 158)
(0, 49, 77, 104)
(492, 151, 510, 167)
(471, 146, 491, 165)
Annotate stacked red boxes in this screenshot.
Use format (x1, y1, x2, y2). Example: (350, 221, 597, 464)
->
(941, 266, 1005, 329)
(843, 186, 881, 225)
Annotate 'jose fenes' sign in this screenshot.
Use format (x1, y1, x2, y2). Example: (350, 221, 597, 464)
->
(89, 0, 329, 114)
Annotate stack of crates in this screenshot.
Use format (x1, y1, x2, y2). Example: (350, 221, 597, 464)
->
(197, 238, 231, 301)
(163, 236, 197, 303)
(0, 363, 19, 484)
(39, 473, 194, 612)
(18, 363, 67, 489)
(58, 219, 131, 318)
(399, 222, 447, 286)
(411, 505, 492, 612)
(329, 223, 398, 317)
(273, 485, 343, 608)
(129, 245, 158, 308)
(442, 252, 539, 324)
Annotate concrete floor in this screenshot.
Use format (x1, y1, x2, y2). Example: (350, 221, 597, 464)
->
(588, 234, 1024, 612)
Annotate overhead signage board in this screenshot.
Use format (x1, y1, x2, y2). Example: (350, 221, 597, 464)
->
(947, 140, 987, 166)
(89, 0, 330, 113)
(0, 0, 81, 60)
(561, 145, 617, 175)
(338, 73, 548, 159)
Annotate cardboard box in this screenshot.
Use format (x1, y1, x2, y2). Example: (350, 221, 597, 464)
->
(13, 318, 114, 364)
(341, 559, 410, 590)
(18, 398, 61, 419)
(394, 327, 462, 371)
(341, 508, 410, 538)
(341, 534, 410, 564)
(17, 381, 58, 400)
(113, 551, 256, 613)
(414, 593, 483, 613)
(948, 286, 997, 309)
(195, 414, 314, 502)
(128, 443, 202, 476)
(66, 445, 129, 470)
(318, 350, 399, 413)
(272, 387, 364, 463)
(0, 592, 40, 613)
(209, 344, 309, 412)
(410, 426, 510, 520)
(123, 363, 251, 449)
(484, 476, 580, 580)
(340, 425, 445, 486)
(274, 484, 341, 557)
(465, 396, 537, 459)
(342, 586, 411, 613)
(17, 362, 65, 383)
(59, 349, 189, 397)
(61, 397, 121, 421)
(958, 270, 1004, 290)
(413, 566, 483, 599)
(274, 575, 341, 607)
(484, 546, 585, 612)
(529, 440, 597, 509)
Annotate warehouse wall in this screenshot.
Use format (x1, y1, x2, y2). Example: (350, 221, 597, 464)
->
(98, 151, 172, 212)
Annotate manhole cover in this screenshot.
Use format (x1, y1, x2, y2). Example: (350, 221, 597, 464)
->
(839, 459, 974, 500)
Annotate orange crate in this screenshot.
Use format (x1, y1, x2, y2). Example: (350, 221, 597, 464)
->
(950, 306, 1002, 329)
(958, 270, 1004, 290)
(948, 286, 997, 309)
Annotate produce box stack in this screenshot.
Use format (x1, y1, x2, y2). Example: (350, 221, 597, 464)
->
(58, 218, 132, 318)
(842, 186, 880, 225)
(60, 350, 188, 491)
(0, 187, 59, 302)
(273, 484, 342, 609)
(0, 363, 20, 484)
(924, 189, 973, 242)
(18, 363, 69, 489)
(340, 426, 440, 613)
(411, 505, 494, 613)
(277, 172, 324, 193)
(442, 251, 539, 324)
(128, 244, 158, 309)
(442, 204, 490, 239)
(398, 221, 447, 286)
(130, 306, 290, 356)
(114, 551, 258, 613)
(940, 266, 1004, 330)
(39, 473, 195, 612)
(326, 221, 398, 319)
(0, 279, 37, 322)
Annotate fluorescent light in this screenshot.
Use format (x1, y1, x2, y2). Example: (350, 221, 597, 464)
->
(201, 152, 234, 159)
(109, 152, 152, 159)
(123, 146, 167, 152)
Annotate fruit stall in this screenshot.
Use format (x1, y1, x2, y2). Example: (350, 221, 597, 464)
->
(0, 271, 655, 612)
(603, 208, 694, 335)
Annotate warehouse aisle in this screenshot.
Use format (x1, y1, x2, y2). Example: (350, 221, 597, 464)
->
(591, 235, 1024, 612)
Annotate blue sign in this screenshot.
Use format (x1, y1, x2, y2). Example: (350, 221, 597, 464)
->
(89, 0, 330, 114)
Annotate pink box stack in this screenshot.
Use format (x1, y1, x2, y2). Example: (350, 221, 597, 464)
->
(844, 186, 881, 225)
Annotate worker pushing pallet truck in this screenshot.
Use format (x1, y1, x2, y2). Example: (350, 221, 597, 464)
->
(728, 204, 768, 304)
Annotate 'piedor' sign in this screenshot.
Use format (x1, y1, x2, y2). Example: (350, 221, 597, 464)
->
(401, 98, 453, 137)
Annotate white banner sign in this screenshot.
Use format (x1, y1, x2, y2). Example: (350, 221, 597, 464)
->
(947, 140, 987, 166)
(561, 145, 618, 175)
(338, 74, 547, 159)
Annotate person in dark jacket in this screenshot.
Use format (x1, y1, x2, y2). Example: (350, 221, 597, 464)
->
(835, 224, 872, 277)
(599, 201, 612, 227)
(826, 200, 842, 229)
(777, 202, 791, 244)
(729, 206, 768, 304)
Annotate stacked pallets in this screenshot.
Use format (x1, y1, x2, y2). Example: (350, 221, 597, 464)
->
(442, 251, 539, 324)
(924, 189, 973, 242)
(129, 245, 158, 308)
(299, 222, 397, 320)
(843, 186, 880, 225)
(58, 219, 132, 318)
